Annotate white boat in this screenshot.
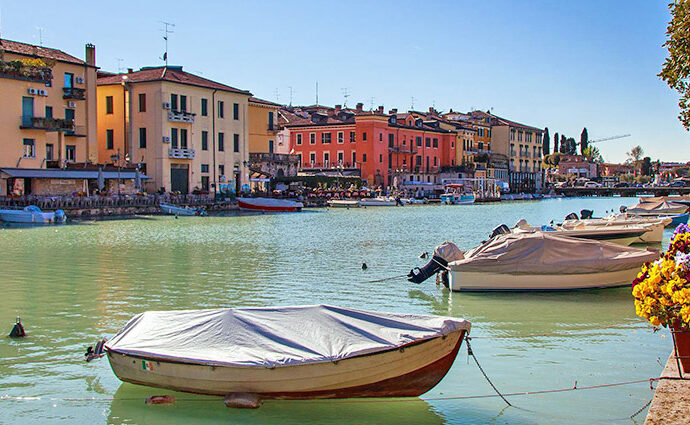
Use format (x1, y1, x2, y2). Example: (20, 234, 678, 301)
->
(358, 197, 398, 207)
(105, 305, 470, 399)
(237, 197, 303, 212)
(420, 233, 658, 291)
(0, 205, 66, 224)
(511, 219, 647, 246)
(159, 203, 206, 216)
(625, 201, 688, 216)
(440, 184, 475, 205)
(562, 215, 669, 243)
(327, 199, 360, 208)
(400, 198, 426, 205)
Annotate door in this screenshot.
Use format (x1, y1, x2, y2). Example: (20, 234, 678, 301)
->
(170, 164, 189, 194)
(22, 97, 34, 126)
(268, 139, 274, 153)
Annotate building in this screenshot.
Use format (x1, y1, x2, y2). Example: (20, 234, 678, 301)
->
(557, 154, 598, 179)
(97, 66, 251, 194)
(0, 38, 99, 195)
(248, 97, 281, 154)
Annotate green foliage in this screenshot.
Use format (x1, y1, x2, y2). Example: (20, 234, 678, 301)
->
(543, 153, 562, 167)
(582, 145, 604, 163)
(543, 127, 550, 155)
(559, 135, 568, 154)
(580, 128, 589, 155)
(660, 0, 690, 130)
(554, 132, 559, 153)
(641, 157, 653, 176)
(565, 137, 577, 155)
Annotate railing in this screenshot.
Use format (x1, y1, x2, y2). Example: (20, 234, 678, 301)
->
(388, 146, 417, 154)
(168, 148, 196, 159)
(0, 194, 217, 210)
(20, 116, 75, 132)
(63, 87, 86, 100)
(0, 62, 52, 83)
(249, 153, 300, 164)
(65, 125, 87, 137)
(302, 162, 359, 169)
(168, 110, 195, 123)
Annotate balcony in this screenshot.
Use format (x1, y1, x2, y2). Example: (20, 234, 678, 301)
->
(65, 125, 87, 137)
(20, 116, 75, 132)
(388, 146, 417, 154)
(249, 153, 300, 164)
(168, 148, 195, 159)
(63, 87, 86, 100)
(302, 162, 359, 170)
(0, 61, 52, 83)
(168, 110, 195, 123)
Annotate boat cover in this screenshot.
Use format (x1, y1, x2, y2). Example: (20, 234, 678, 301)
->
(448, 232, 658, 275)
(625, 201, 688, 215)
(105, 305, 470, 368)
(433, 241, 465, 263)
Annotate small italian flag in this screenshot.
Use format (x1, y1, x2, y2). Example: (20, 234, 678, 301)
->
(142, 360, 154, 371)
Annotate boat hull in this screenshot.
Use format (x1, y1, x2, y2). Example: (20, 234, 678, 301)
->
(668, 213, 690, 227)
(327, 200, 360, 208)
(106, 329, 465, 399)
(0, 209, 65, 224)
(449, 268, 642, 291)
(358, 199, 397, 207)
(237, 198, 303, 212)
(160, 204, 199, 216)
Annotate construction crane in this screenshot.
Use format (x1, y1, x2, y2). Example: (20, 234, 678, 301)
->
(587, 134, 631, 144)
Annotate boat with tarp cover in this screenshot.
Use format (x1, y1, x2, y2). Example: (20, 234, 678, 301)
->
(105, 305, 470, 399)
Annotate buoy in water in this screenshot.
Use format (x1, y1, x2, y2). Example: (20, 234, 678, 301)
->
(362, 262, 368, 270)
(8, 317, 26, 338)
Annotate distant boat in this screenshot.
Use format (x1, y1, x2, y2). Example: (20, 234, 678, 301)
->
(358, 197, 397, 207)
(625, 201, 688, 216)
(0, 205, 66, 224)
(400, 198, 426, 205)
(160, 203, 206, 216)
(237, 197, 303, 212)
(440, 184, 475, 205)
(104, 305, 471, 398)
(327, 199, 360, 208)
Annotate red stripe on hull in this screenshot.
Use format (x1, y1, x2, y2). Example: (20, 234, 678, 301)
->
(237, 201, 301, 212)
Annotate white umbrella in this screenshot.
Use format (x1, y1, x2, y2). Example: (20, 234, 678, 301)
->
(97, 167, 105, 191)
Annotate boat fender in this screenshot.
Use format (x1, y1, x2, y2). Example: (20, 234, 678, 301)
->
(565, 212, 579, 221)
(580, 209, 594, 219)
(224, 392, 263, 409)
(8, 317, 26, 338)
(620, 205, 627, 213)
(407, 256, 448, 284)
(145, 395, 176, 405)
(488, 224, 511, 239)
(85, 338, 107, 362)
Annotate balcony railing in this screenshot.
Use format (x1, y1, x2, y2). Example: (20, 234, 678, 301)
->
(168, 110, 195, 123)
(388, 146, 417, 154)
(302, 162, 359, 169)
(0, 61, 52, 83)
(63, 87, 86, 100)
(249, 153, 300, 164)
(20, 116, 75, 132)
(168, 148, 195, 159)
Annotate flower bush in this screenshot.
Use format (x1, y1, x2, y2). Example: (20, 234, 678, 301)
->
(632, 224, 690, 327)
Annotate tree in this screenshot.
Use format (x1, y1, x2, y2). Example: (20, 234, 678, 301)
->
(583, 145, 604, 163)
(554, 132, 559, 154)
(580, 127, 589, 155)
(543, 127, 550, 155)
(641, 157, 653, 176)
(659, 1, 690, 130)
(565, 137, 577, 155)
(559, 135, 568, 154)
(626, 145, 645, 175)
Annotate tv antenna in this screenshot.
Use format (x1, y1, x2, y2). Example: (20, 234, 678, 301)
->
(274, 88, 280, 103)
(116, 58, 124, 73)
(34, 27, 46, 46)
(315, 81, 319, 105)
(159, 21, 175, 67)
(411, 96, 416, 110)
(369, 97, 375, 110)
(288, 86, 293, 107)
(341, 87, 351, 107)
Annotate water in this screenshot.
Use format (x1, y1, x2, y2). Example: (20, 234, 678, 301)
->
(0, 198, 672, 424)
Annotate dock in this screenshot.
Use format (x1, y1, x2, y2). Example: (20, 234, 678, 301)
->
(645, 353, 690, 425)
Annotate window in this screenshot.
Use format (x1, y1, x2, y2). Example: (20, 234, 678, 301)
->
(269, 140, 274, 153)
(218, 132, 225, 151)
(518, 131, 523, 142)
(171, 94, 178, 111)
(337, 131, 344, 144)
(416, 136, 422, 147)
(65, 108, 75, 122)
(180, 95, 187, 112)
(434, 157, 438, 166)
(219, 164, 225, 176)
(139, 128, 147, 148)
(105, 96, 113, 114)
(352, 151, 356, 163)
(362, 132, 367, 141)
(379, 154, 383, 163)
(64, 72, 74, 88)
(45, 143, 54, 160)
(433, 138, 438, 148)
(510, 129, 516, 141)
(171, 128, 178, 148)
(106, 129, 114, 150)
(180, 129, 188, 148)
(201, 164, 209, 173)
(66, 145, 75, 161)
(362, 153, 367, 162)
(337, 151, 344, 163)
(296, 134, 303, 145)
(201, 99, 208, 116)
(310, 133, 316, 144)
(388, 133, 394, 148)
(324, 152, 330, 166)
(379, 133, 383, 142)
(416, 156, 422, 166)
(425, 137, 431, 148)
(201, 131, 208, 151)
(45, 106, 53, 118)
(233, 134, 240, 152)
(233, 103, 239, 120)
(201, 176, 209, 191)
(218, 101, 224, 118)
(321, 133, 331, 144)
(22, 139, 35, 158)
(350, 131, 356, 143)
(310, 152, 316, 164)
(268, 111, 274, 129)
(138, 93, 146, 112)
(488, 128, 492, 138)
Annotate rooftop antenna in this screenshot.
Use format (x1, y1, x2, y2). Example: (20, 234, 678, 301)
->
(116, 58, 124, 74)
(159, 21, 175, 67)
(288, 86, 293, 107)
(315, 81, 319, 105)
(369, 97, 375, 111)
(411, 96, 416, 110)
(274, 88, 280, 104)
(341, 87, 350, 108)
(35, 26, 45, 46)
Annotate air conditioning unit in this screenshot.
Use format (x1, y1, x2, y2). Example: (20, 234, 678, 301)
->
(67, 101, 77, 108)
(162, 102, 172, 109)
(162, 136, 171, 143)
(38, 89, 48, 96)
(27, 88, 37, 95)
(75, 76, 85, 84)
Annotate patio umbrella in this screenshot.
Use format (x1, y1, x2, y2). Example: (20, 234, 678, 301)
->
(97, 167, 105, 191)
(134, 169, 142, 190)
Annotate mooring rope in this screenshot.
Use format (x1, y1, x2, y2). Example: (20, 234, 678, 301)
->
(464, 337, 512, 407)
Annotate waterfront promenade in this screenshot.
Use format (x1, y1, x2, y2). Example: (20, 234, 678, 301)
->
(645, 354, 690, 425)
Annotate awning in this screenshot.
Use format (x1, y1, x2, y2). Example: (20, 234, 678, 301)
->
(250, 178, 271, 182)
(0, 168, 150, 180)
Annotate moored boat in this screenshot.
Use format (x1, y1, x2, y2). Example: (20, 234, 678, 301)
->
(0, 205, 66, 224)
(562, 215, 668, 243)
(105, 305, 470, 398)
(625, 201, 688, 216)
(440, 184, 475, 205)
(159, 203, 206, 216)
(237, 197, 303, 212)
(358, 197, 398, 207)
(327, 199, 360, 208)
(511, 219, 647, 246)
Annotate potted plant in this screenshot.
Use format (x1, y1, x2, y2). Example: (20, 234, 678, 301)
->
(632, 223, 690, 374)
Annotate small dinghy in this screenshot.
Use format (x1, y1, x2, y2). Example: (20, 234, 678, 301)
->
(159, 203, 206, 216)
(237, 197, 303, 212)
(0, 205, 66, 224)
(105, 305, 470, 399)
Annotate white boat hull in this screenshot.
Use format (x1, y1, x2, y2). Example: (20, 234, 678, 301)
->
(327, 200, 360, 208)
(160, 203, 199, 216)
(106, 329, 466, 399)
(0, 209, 65, 224)
(449, 268, 641, 291)
(359, 198, 397, 207)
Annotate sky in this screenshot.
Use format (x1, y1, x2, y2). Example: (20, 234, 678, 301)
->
(1, 0, 687, 163)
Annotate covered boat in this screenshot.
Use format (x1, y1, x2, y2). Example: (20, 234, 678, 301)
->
(105, 305, 470, 399)
(625, 201, 688, 216)
(327, 199, 360, 208)
(561, 215, 669, 243)
(430, 233, 658, 291)
(159, 203, 206, 216)
(0, 205, 66, 224)
(237, 197, 303, 212)
(358, 197, 398, 207)
(511, 219, 647, 246)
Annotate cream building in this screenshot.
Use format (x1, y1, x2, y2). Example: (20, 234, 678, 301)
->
(97, 66, 251, 194)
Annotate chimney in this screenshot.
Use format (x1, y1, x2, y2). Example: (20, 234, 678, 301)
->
(127, 68, 134, 74)
(377, 105, 384, 114)
(356, 102, 363, 112)
(389, 108, 398, 114)
(85, 43, 96, 66)
(334, 104, 341, 113)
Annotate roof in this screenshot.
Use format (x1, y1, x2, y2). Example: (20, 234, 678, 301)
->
(0, 38, 91, 67)
(97, 66, 251, 95)
(249, 97, 282, 107)
(0, 168, 149, 180)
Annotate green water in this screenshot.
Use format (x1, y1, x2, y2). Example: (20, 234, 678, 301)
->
(0, 198, 672, 424)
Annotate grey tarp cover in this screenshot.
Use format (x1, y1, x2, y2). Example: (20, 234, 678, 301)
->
(105, 305, 470, 368)
(626, 201, 687, 214)
(448, 232, 658, 275)
(433, 241, 465, 263)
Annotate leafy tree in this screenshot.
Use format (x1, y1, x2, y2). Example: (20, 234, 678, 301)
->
(554, 132, 559, 154)
(641, 157, 653, 176)
(659, 0, 690, 130)
(543, 127, 550, 155)
(626, 145, 645, 175)
(580, 128, 589, 155)
(559, 135, 568, 154)
(583, 145, 604, 163)
(566, 137, 577, 155)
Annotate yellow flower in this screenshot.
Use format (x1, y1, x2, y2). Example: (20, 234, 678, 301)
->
(650, 316, 661, 326)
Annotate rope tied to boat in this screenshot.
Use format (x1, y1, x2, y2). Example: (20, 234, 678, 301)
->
(464, 336, 512, 407)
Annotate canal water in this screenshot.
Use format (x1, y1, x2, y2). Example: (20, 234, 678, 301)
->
(0, 197, 672, 424)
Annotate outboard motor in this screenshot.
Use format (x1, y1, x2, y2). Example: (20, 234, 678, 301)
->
(580, 209, 594, 219)
(408, 241, 464, 284)
(620, 205, 627, 213)
(489, 224, 511, 239)
(564, 212, 579, 221)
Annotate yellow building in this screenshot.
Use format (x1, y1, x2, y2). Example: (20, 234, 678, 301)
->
(248, 97, 281, 154)
(97, 66, 251, 194)
(0, 39, 98, 195)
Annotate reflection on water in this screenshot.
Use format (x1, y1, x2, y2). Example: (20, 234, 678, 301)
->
(0, 198, 673, 424)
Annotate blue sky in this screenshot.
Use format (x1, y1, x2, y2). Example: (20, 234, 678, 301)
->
(1, 1, 686, 163)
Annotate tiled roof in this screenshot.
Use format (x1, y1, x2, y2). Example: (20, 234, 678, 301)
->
(249, 96, 282, 107)
(0, 38, 89, 66)
(97, 66, 251, 95)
